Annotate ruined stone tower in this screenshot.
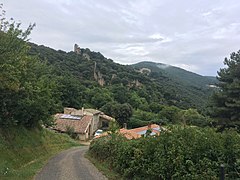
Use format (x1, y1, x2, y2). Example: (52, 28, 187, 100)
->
(74, 44, 81, 54)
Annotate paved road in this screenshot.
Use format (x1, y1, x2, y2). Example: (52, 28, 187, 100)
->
(35, 146, 107, 180)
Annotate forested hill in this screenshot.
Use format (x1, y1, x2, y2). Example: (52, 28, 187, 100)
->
(29, 43, 216, 110)
(132, 61, 217, 94)
(132, 61, 216, 86)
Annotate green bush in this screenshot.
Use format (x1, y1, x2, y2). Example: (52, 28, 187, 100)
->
(65, 126, 78, 139)
(89, 127, 240, 179)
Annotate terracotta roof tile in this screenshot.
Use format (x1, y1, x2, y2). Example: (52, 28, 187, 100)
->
(95, 124, 165, 140)
(119, 128, 141, 139)
(119, 124, 161, 139)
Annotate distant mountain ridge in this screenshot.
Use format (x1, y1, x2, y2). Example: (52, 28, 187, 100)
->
(131, 61, 218, 109)
(132, 61, 217, 90)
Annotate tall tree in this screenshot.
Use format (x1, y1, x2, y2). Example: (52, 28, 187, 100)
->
(211, 50, 240, 130)
(0, 5, 60, 127)
(100, 102, 133, 126)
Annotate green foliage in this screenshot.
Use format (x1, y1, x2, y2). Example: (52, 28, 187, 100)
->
(89, 127, 240, 179)
(129, 107, 210, 128)
(133, 61, 217, 109)
(111, 85, 131, 104)
(108, 121, 120, 134)
(178, 108, 209, 127)
(89, 87, 113, 109)
(129, 92, 145, 109)
(211, 50, 240, 130)
(149, 102, 163, 113)
(0, 7, 60, 127)
(65, 126, 78, 139)
(101, 102, 133, 126)
(57, 74, 86, 108)
(129, 109, 163, 128)
(159, 105, 181, 123)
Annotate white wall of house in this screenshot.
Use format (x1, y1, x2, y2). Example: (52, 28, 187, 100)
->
(78, 134, 86, 141)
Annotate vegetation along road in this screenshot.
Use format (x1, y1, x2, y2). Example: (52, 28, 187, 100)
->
(35, 146, 107, 180)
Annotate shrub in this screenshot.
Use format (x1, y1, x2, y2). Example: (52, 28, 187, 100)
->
(89, 126, 240, 179)
(65, 126, 78, 139)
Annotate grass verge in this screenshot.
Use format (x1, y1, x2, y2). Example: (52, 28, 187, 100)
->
(85, 152, 122, 180)
(0, 126, 79, 180)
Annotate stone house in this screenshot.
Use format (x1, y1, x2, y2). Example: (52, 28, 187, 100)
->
(53, 107, 114, 141)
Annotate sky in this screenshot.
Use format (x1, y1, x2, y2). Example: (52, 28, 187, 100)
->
(2, 0, 240, 76)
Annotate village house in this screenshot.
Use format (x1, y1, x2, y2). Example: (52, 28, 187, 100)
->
(119, 124, 165, 139)
(53, 107, 114, 141)
(95, 124, 167, 140)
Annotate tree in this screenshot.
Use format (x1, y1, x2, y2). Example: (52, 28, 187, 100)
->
(0, 6, 59, 127)
(100, 102, 133, 126)
(129, 92, 149, 110)
(149, 102, 163, 113)
(159, 105, 181, 124)
(211, 50, 240, 130)
(111, 85, 130, 104)
(178, 108, 207, 127)
(113, 103, 133, 126)
(90, 88, 113, 109)
(58, 75, 86, 108)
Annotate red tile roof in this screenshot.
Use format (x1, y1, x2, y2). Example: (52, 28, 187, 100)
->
(95, 124, 165, 140)
(119, 128, 141, 139)
(120, 124, 161, 139)
(54, 114, 92, 134)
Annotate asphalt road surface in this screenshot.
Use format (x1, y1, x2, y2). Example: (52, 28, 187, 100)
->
(35, 146, 107, 180)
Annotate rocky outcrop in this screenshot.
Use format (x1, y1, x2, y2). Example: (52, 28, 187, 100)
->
(128, 79, 142, 88)
(93, 62, 105, 86)
(83, 53, 90, 60)
(111, 74, 117, 80)
(139, 68, 151, 75)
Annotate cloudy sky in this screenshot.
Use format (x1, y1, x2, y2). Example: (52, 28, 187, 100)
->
(2, 0, 240, 75)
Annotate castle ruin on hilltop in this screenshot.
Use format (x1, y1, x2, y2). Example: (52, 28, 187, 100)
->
(74, 44, 81, 54)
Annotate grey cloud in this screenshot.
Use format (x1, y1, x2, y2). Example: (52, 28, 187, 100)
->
(2, 0, 240, 75)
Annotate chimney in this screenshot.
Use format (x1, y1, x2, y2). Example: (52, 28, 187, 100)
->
(148, 123, 152, 129)
(82, 107, 84, 115)
(123, 123, 127, 129)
